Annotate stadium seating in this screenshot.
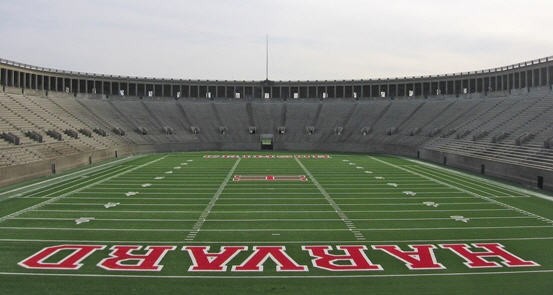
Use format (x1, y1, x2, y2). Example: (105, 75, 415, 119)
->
(1, 80, 552, 190)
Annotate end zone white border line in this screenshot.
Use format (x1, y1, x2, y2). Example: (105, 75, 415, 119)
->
(0, 269, 552, 279)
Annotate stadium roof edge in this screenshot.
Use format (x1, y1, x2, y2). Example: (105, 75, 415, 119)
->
(0, 56, 552, 84)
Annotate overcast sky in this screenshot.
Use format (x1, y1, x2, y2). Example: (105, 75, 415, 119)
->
(1, 0, 552, 81)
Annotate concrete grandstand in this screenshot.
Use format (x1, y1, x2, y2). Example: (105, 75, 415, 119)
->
(1, 57, 552, 190)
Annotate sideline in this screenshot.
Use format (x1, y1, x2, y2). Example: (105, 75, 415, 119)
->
(0, 155, 142, 201)
(403, 157, 553, 202)
(0, 156, 166, 223)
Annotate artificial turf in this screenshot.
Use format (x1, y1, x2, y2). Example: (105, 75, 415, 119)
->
(0, 152, 552, 294)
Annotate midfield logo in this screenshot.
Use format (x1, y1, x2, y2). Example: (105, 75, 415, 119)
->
(19, 243, 539, 272)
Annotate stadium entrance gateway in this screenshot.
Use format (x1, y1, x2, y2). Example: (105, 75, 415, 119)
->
(19, 243, 539, 272)
(260, 134, 273, 150)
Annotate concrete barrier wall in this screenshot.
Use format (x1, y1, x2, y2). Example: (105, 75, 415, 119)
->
(0, 145, 133, 187)
(420, 148, 553, 191)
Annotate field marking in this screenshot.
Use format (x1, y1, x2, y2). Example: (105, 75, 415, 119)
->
(1, 270, 552, 279)
(406, 157, 553, 202)
(1, 225, 551, 232)
(2, 236, 553, 244)
(407, 165, 525, 200)
(410, 166, 553, 225)
(295, 157, 366, 241)
(185, 158, 241, 241)
(71, 191, 462, 195)
(0, 155, 139, 200)
(20, 166, 131, 200)
(370, 157, 553, 225)
(0, 156, 167, 224)
(10, 216, 534, 222)
(105, 196, 489, 200)
(37, 166, 130, 199)
(407, 165, 521, 199)
(43, 202, 492, 207)
(30, 208, 512, 213)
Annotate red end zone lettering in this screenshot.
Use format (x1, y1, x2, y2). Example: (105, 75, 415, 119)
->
(183, 246, 247, 272)
(97, 245, 176, 271)
(18, 244, 105, 270)
(372, 244, 445, 270)
(232, 246, 308, 272)
(302, 245, 382, 271)
(440, 243, 540, 268)
(18, 243, 540, 272)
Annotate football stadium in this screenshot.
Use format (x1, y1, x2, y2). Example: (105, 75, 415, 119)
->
(1, 1, 553, 294)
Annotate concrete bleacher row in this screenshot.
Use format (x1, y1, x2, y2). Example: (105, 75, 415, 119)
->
(1, 88, 552, 191)
(0, 92, 129, 166)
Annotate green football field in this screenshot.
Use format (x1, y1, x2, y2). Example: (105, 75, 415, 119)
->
(0, 152, 552, 294)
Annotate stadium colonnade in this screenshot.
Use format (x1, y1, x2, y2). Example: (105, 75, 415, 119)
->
(1, 57, 553, 191)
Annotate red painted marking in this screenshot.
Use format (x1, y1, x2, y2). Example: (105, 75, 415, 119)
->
(18, 244, 106, 270)
(303, 245, 382, 271)
(97, 245, 176, 271)
(440, 243, 539, 268)
(372, 245, 445, 270)
(232, 246, 308, 272)
(183, 246, 247, 272)
(233, 175, 308, 182)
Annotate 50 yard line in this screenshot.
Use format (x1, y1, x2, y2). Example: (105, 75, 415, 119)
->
(185, 158, 241, 241)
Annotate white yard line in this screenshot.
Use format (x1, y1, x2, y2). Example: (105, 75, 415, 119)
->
(0, 270, 553, 279)
(296, 158, 365, 240)
(0, 156, 140, 200)
(185, 158, 241, 241)
(10, 216, 533, 222)
(36, 166, 127, 199)
(30, 208, 512, 214)
(411, 167, 553, 225)
(2, 236, 553, 244)
(0, 156, 167, 223)
(1, 225, 551, 232)
(406, 157, 553, 202)
(68, 191, 463, 195)
(370, 156, 553, 225)
(44, 202, 492, 207)
(408, 165, 521, 198)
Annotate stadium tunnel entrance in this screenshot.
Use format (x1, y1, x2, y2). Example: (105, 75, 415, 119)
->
(260, 134, 274, 150)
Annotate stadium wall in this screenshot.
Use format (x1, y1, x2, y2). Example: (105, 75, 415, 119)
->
(0, 146, 132, 187)
(419, 149, 553, 191)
